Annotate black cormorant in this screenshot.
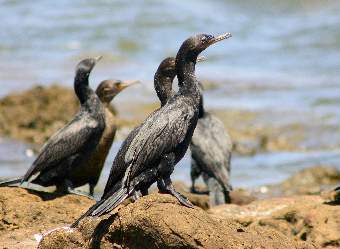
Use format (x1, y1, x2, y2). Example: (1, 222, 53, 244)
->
(190, 85, 233, 206)
(0, 57, 107, 196)
(71, 33, 231, 227)
(68, 79, 139, 196)
(154, 57, 233, 206)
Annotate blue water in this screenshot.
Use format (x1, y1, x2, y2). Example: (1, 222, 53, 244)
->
(1, 138, 339, 192)
(1, 1, 340, 93)
(1, 0, 340, 189)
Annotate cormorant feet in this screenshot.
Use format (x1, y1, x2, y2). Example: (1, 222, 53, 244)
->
(190, 186, 209, 195)
(190, 186, 198, 193)
(169, 188, 194, 208)
(132, 191, 141, 201)
(158, 178, 194, 208)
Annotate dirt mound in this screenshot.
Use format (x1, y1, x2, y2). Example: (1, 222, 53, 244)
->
(210, 195, 340, 248)
(1, 181, 337, 248)
(38, 193, 314, 249)
(0, 187, 94, 249)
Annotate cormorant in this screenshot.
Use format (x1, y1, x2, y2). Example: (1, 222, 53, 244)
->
(71, 33, 231, 227)
(154, 57, 233, 206)
(190, 84, 233, 206)
(0, 57, 106, 196)
(67, 79, 139, 196)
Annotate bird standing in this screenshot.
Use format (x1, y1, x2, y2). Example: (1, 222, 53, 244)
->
(190, 89, 233, 206)
(0, 57, 106, 196)
(71, 33, 231, 227)
(154, 57, 233, 206)
(68, 79, 139, 196)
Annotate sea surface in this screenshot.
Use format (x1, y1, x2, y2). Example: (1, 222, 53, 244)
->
(0, 0, 340, 189)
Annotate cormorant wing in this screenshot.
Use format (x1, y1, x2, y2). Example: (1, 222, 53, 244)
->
(102, 125, 142, 196)
(22, 113, 102, 181)
(124, 100, 195, 182)
(191, 113, 232, 187)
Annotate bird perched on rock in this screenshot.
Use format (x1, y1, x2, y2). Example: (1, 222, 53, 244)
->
(154, 57, 233, 206)
(68, 79, 139, 196)
(0, 57, 106, 197)
(190, 84, 233, 206)
(71, 33, 232, 227)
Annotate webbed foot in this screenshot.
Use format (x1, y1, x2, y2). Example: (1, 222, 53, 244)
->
(158, 178, 194, 208)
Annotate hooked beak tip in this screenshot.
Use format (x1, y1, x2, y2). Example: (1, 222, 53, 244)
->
(95, 55, 103, 62)
(209, 32, 232, 45)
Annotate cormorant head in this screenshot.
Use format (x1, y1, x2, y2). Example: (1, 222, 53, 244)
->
(96, 79, 139, 104)
(157, 56, 206, 79)
(75, 56, 102, 77)
(179, 33, 232, 60)
(157, 57, 177, 79)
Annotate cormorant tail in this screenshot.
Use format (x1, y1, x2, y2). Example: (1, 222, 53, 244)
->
(71, 185, 131, 228)
(92, 187, 130, 216)
(70, 197, 106, 228)
(0, 177, 22, 187)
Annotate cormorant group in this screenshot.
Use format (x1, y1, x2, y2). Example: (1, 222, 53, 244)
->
(0, 33, 234, 228)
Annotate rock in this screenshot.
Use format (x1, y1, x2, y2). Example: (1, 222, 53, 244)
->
(0, 85, 79, 144)
(0, 187, 94, 248)
(210, 195, 340, 248)
(256, 166, 340, 198)
(172, 181, 210, 210)
(230, 188, 257, 205)
(172, 182, 256, 209)
(39, 193, 314, 249)
(0, 85, 121, 145)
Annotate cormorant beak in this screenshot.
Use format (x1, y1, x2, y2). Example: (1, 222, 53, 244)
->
(207, 33, 232, 46)
(197, 56, 206, 62)
(95, 55, 103, 62)
(117, 80, 140, 92)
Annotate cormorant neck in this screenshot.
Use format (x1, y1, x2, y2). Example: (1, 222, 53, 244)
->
(176, 51, 200, 97)
(74, 72, 93, 104)
(154, 72, 175, 106)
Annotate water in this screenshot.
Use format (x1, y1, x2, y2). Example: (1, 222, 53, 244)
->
(1, 138, 340, 192)
(1, 0, 340, 189)
(1, 1, 340, 93)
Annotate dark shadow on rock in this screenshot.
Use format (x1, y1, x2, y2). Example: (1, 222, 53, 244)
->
(89, 215, 117, 249)
(324, 200, 340, 206)
(26, 188, 65, 201)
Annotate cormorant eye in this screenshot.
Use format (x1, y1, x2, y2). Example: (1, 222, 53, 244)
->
(201, 35, 213, 43)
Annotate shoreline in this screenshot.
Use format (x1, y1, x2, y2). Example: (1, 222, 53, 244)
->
(1, 84, 340, 155)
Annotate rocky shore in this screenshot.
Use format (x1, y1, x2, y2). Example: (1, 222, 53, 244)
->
(0, 167, 339, 249)
(2, 84, 339, 155)
(1, 85, 340, 248)
(0, 189, 338, 249)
